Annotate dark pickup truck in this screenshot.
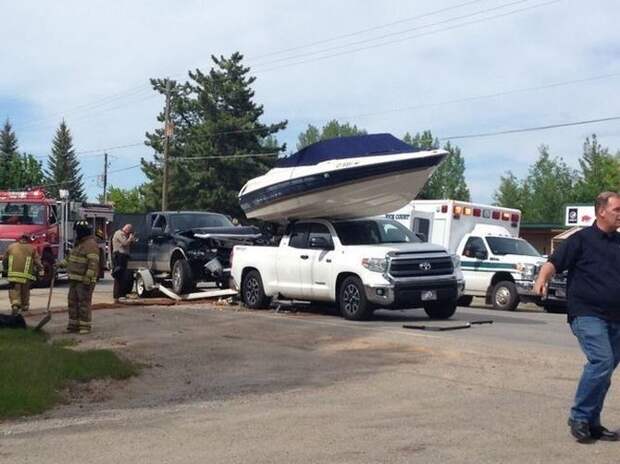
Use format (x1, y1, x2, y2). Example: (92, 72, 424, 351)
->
(122, 211, 262, 295)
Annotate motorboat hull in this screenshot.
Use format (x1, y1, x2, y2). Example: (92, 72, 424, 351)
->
(240, 151, 446, 222)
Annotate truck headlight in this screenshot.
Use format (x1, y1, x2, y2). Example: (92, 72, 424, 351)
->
(515, 263, 536, 279)
(361, 257, 387, 273)
(450, 254, 461, 269)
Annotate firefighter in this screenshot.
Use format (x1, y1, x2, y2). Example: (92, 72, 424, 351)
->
(66, 221, 100, 334)
(3, 234, 42, 315)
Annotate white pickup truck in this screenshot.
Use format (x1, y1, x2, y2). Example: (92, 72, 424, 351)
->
(230, 218, 464, 320)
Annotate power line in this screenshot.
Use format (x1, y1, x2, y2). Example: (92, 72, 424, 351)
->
(254, 0, 563, 73)
(249, 0, 488, 61)
(251, 0, 532, 69)
(170, 152, 279, 161)
(440, 115, 620, 140)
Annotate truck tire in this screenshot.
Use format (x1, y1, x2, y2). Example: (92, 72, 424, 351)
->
(457, 295, 473, 307)
(424, 301, 457, 320)
(338, 276, 373, 321)
(242, 270, 270, 309)
(491, 281, 519, 311)
(172, 259, 194, 295)
(136, 274, 154, 298)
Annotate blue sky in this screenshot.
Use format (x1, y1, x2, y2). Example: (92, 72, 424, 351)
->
(1, 0, 619, 203)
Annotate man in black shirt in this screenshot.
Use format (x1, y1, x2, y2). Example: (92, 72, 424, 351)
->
(534, 191, 620, 443)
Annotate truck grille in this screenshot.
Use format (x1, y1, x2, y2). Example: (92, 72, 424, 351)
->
(388, 253, 454, 278)
(0, 240, 12, 256)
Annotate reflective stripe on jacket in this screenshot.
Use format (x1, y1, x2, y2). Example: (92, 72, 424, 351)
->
(6, 242, 38, 283)
(67, 237, 100, 284)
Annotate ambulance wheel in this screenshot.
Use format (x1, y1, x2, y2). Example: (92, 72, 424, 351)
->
(457, 295, 473, 307)
(492, 281, 519, 311)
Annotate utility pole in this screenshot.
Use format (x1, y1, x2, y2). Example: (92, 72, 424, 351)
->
(162, 79, 172, 211)
(102, 152, 109, 204)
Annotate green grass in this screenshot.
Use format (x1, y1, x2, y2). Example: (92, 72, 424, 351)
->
(0, 329, 137, 419)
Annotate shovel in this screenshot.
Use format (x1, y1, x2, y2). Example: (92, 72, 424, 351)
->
(34, 270, 55, 332)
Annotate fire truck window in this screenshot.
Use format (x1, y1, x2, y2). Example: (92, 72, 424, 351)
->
(49, 205, 58, 224)
(0, 203, 46, 225)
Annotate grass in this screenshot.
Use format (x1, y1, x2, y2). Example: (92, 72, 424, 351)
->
(0, 329, 137, 419)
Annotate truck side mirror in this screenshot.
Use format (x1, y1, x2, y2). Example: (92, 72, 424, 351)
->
(309, 236, 333, 250)
(415, 232, 427, 242)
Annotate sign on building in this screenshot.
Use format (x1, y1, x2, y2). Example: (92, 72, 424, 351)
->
(565, 205, 595, 227)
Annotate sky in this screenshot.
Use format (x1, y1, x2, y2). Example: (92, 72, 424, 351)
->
(1, 0, 619, 203)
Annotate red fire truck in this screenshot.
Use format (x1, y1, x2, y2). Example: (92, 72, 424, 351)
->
(0, 189, 113, 286)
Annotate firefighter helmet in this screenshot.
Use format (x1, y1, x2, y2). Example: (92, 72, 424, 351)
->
(73, 220, 92, 240)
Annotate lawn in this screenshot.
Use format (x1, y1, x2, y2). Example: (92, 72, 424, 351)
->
(0, 329, 137, 419)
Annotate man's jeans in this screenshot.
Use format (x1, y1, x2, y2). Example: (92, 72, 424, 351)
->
(570, 316, 620, 425)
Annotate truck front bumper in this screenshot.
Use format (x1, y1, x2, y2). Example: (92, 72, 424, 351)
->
(364, 277, 459, 309)
(515, 279, 541, 304)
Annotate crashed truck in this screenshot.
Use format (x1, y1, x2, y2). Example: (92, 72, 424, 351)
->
(231, 134, 465, 320)
(115, 211, 262, 297)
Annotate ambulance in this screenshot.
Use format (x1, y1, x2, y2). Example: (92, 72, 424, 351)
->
(386, 200, 546, 311)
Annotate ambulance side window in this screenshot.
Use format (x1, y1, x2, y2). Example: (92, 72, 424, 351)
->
(412, 217, 430, 242)
(463, 237, 487, 260)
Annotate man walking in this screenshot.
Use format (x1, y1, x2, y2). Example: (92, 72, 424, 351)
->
(3, 234, 41, 315)
(111, 224, 135, 303)
(534, 191, 620, 443)
(66, 221, 100, 334)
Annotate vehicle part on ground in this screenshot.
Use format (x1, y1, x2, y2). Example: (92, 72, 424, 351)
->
(172, 259, 194, 295)
(423, 301, 457, 319)
(242, 270, 270, 309)
(339, 276, 373, 321)
(403, 319, 493, 331)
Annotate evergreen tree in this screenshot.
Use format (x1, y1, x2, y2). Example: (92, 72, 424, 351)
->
(0, 119, 20, 188)
(521, 145, 577, 224)
(141, 52, 287, 217)
(296, 120, 367, 150)
(3, 154, 44, 189)
(98, 186, 146, 213)
(574, 134, 620, 201)
(493, 171, 527, 211)
(45, 121, 85, 201)
(403, 131, 470, 201)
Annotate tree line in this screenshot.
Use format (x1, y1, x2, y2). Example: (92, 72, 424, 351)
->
(0, 120, 86, 201)
(3, 52, 618, 223)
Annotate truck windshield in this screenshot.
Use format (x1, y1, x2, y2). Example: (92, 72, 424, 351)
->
(485, 237, 540, 257)
(0, 202, 46, 225)
(334, 219, 420, 245)
(170, 213, 232, 231)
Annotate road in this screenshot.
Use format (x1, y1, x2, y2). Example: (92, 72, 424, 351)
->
(1, 279, 618, 463)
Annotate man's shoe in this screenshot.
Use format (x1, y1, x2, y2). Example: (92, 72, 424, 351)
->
(569, 420, 592, 443)
(590, 425, 619, 441)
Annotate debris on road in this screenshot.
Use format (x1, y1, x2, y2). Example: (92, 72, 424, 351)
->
(403, 320, 493, 331)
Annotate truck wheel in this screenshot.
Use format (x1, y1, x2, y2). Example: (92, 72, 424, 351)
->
(339, 276, 373, 321)
(136, 274, 154, 298)
(424, 301, 457, 320)
(172, 259, 194, 295)
(457, 295, 473, 307)
(242, 270, 270, 309)
(491, 281, 519, 311)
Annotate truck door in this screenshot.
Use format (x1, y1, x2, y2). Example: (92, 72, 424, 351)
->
(306, 223, 335, 300)
(275, 222, 308, 299)
(459, 236, 490, 296)
(148, 215, 171, 271)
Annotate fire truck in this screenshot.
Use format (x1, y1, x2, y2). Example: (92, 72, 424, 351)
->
(0, 189, 114, 286)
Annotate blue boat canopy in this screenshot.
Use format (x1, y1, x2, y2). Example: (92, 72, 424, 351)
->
(276, 133, 418, 168)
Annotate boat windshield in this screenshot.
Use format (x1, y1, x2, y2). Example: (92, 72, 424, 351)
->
(0, 202, 47, 225)
(485, 237, 540, 257)
(334, 219, 420, 245)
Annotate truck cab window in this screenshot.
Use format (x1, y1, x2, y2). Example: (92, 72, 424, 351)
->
(463, 236, 487, 259)
(152, 215, 167, 231)
(308, 224, 333, 249)
(288, 223, 310, 249)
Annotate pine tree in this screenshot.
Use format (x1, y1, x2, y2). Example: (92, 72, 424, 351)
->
(494, 171, 527, 210)
(45, 121, 85, 201)
(141, 52, 287, 217)
(574, 134, 620, 201)
(0, 119, 20, 188)
(296, 120, 367, 150)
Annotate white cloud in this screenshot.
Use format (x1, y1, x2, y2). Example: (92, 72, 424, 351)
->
(2, 0, 620, 202)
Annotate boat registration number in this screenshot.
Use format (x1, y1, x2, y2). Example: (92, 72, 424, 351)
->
(421, 290, 437, 301)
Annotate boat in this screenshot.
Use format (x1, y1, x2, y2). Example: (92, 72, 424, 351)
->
(238, 133, 448, 222)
